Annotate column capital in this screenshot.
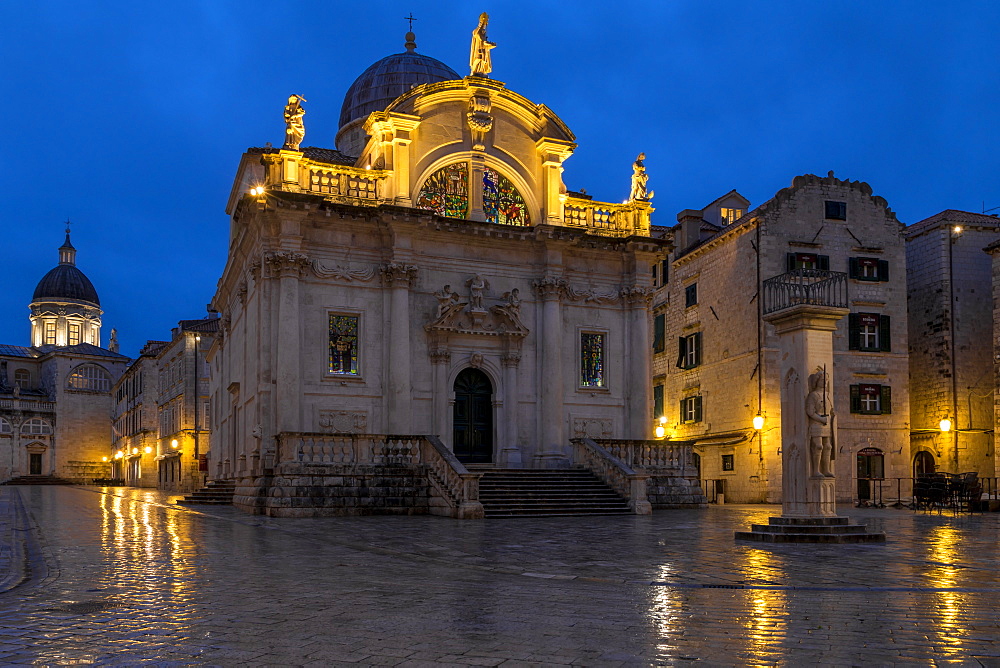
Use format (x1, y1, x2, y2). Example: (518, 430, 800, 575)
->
(262, 251, 310, 279)
(620, 286, 653, 307)
(380, 262, 418, 287)
(532, 276, 567, 300)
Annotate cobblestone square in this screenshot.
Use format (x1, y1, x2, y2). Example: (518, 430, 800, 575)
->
(2, 485, 1000, 665)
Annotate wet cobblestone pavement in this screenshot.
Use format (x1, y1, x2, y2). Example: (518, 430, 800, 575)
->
(2, 486, 1000, 665)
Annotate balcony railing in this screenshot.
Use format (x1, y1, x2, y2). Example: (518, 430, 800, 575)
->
(762, 269, 848, 315)
(562, 196, 652, 238)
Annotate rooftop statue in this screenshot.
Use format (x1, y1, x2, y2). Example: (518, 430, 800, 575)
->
(469, 13, 495, 77)
(629, 152, 654, 201)
(283, 94, 306, 150)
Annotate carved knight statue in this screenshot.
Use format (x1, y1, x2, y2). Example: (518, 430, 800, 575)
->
(469, 13, 495, 77)
(629, 152, 653, 201)
(283, 94, 306, 150)
(806, 368, 835, 478)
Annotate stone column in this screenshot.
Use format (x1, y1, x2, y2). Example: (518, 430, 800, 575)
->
(429, 349, 450, 442)
(265, 251, 309, 435)
(469, 154, 486, 222)
(623, 287, 653, 439)
(381, 263, 417, 433)
(500, 351, 522, 466)
(764, 304, 849, 518)
(533, 277, 566, 467)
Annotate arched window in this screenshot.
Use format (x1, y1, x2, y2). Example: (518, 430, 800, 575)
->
(0, 418, 12, 435)
(416, 163, 469, 218)
(416, 162, 530, 226)
(483, 167, 530, 226)
(21, 418, 53, 435)
(14, 369, 29, 388)
(67, 364, 112, 392)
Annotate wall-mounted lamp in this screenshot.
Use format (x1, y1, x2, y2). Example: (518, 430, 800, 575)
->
(752, 414, 765, 431)
(249, 186, 266, 197)
(144, 446, 152, 454)
(171, 439, 179, 449)
(939, 418, 953, 433)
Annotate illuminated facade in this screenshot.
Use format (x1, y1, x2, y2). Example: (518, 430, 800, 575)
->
(654, 173, 911, 504)
(0, 233, 128, 483)
(208, 28, 666, 516)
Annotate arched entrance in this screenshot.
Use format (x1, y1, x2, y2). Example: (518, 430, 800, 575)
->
(453, 368, 493, 463)
(913, 450, 935, 477)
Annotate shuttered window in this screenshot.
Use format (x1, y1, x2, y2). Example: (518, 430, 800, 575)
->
(850, 384, 892, 415)
(848, 313, 891, 352)
(653, 385, 664, 419)
(786, 253, 830, 271)
(653, 315, 665, 353)
(676, 332, 702, 369)
(680, 395, 703, 423)
(848, 257, 889, 282)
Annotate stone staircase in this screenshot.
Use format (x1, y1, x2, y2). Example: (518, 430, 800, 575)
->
(2, 475, 75, 486)
(176, 479, 236, 505)
(477, 469, 632, 518)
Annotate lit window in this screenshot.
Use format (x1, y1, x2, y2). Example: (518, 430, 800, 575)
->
(849, 313, 890, 353)
(68, 323, 81, 346)
(416, 163, 470, 219)
(44, 321, 56, 345)
(720, 208, 743, 224)
(850, 384, 891, 415)
(67, 364, 112, 392)
(680, 395, 703, 423)
(482, 167, 530, 226)
(21, 418, 53, 435)
(329, 314, 359, 376)
(849, 257, 889, 282)
(721, 454, 734, 471)
(580, 332, 605, 387)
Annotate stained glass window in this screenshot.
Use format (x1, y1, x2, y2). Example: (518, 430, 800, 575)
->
(329, 314, 359, 375)
(483, 167, 530, 226)
(416, 163, 469, 219)
(581, 333, 605, 387)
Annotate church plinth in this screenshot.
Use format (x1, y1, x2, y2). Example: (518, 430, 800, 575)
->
(737, 299, 885, 543)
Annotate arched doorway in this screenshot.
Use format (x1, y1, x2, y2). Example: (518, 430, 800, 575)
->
(453, 368, 493, 463)
(913, 450, 935, 477)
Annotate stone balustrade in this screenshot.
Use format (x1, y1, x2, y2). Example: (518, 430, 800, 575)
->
(0, 399, 56, 412)
(594, 439, 696, 474)
(562, 196, 652, 238)
(570, 438, 652, 515)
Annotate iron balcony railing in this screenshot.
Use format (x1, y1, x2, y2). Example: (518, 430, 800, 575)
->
(762, 269, 848, 315)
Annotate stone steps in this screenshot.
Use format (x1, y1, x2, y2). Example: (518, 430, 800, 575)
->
(176, 480, 236, 506)
(2, 475, 76, 486)
(478, 469, 631, 518)
(735, 516, 886, 543)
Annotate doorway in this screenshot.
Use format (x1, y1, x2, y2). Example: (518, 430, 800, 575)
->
(453, 367, 493, 463)
(29, 453, 42, 475)
(913, 450, 935, 477)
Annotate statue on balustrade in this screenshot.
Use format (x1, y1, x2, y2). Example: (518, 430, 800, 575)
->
(283, 94, 306, 150)
(629, 153, 654, 201)
(469, 13, 495, 77)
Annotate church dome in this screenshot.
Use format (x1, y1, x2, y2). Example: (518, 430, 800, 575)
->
(31, 233, 100, 306)
(336, 33, 459, 156)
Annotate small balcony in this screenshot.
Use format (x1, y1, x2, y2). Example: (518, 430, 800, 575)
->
(762, 269, 848, 315)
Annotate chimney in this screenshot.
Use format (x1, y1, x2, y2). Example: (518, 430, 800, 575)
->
(676, 210, 704, 253)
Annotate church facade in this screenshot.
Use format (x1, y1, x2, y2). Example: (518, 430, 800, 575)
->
(0, 232, 128, 483)
(207, 23, 674, 516)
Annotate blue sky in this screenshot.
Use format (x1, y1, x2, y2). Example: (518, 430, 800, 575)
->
(1, 1, 997, 357)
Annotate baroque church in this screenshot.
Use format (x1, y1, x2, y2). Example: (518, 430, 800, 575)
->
(0, 230, 129, 483)
(207, 18, 705, 517)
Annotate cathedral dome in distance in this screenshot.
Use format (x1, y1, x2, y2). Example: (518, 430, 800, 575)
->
(336, 30, 459, 156)
(31, 231, 100, 306)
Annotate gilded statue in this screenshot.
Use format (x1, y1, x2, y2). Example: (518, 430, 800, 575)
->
(629, 152, 654, 201)
(806, 368, 836, 478)
(283, 94, 306, 150)
(469, 13, 495, 77)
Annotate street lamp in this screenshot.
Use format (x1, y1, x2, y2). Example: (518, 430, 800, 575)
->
(753, 414, 765, 431)
(939, 418, 953, 433)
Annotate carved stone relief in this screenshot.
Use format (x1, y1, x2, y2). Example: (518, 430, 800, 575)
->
(318, 410, 368, 434)
(572, 417, 614, 440)
(312, 260, 377, 282)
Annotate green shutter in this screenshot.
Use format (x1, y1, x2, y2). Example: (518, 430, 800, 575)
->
(848, 257, 859, 279)
(653, 385, 664, 418)
(786, 253, 796, 271)
(653, 314, 665, 353)
(694, 395, 703, 422)
(880, 385, 892, 414)
(879, 315, 891, 352)
(848, 313, 861, 350)
(850, 384, 861, 413)
(693, 332, 702, 367)
(676, 336, 686, 369)
(679, 399, 686, 422)
(878, 259, 889, 282)
(818, 255, 830, 270)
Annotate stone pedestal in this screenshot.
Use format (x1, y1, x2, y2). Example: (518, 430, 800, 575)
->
(737, 304, 885, 543)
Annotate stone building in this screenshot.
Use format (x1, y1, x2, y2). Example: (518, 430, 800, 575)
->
(153, 317, 217, 493)
(206, 24, 697, 517)
(908, 211, 1000, 477)
(111, 340, 167, 486)
(654, 173, 910, 503)
(0, 231, 128, 482)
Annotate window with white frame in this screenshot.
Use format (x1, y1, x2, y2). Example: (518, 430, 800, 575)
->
(850, 384, 891, 415)
(68, 323, 81, 346)
(21, 418, 53, 435)
(680, 395, 703, 423)
(720, 208, 744, 225)
(0, 418, 12, 434)
(67, 364, 112, 392)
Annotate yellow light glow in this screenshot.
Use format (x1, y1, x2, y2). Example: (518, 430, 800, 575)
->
(144, 447, 152, 454)
(249, 186, 266, 197)
(753, 414, 765, 430)
(658, 416, 668, 425)
(654, 425, 666, 439)
(132, 448, 138, 455)
(939, 418, 953, 432)
(171, 439, 179, 448)
(102, 456, 108, 462)
(953, 225, 963, 235)
(114, 452, 123, 459)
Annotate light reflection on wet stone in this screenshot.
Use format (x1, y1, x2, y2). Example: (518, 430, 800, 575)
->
(2, 486, 1000, 664)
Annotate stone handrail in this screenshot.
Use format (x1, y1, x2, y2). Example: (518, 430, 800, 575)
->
(570, 438, 652, 515)
(0, 399, 56, 411)
(420, 436, 484, 519)
(593, 439, 696, 476)
(306, 165, 385, 203)
(562, 196, 652, 238)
